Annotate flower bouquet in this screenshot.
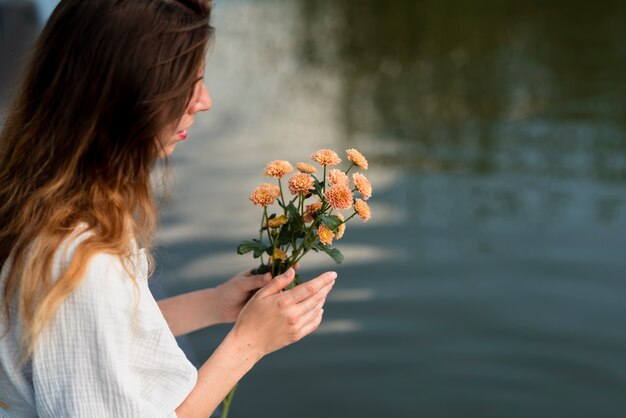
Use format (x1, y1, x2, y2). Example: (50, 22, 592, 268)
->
(239, 148, 371, 285)
(221, 148, 372, 417)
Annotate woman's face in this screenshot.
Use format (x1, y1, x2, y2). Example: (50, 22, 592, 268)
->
(158, 65, 212, 157)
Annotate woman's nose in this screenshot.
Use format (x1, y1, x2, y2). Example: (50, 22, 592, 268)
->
(192, 82, 212, 113)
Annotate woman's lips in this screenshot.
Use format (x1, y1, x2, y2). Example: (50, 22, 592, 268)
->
(177, 130, 188, 140)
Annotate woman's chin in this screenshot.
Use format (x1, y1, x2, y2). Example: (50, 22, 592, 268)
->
(157, 144, 177, 158)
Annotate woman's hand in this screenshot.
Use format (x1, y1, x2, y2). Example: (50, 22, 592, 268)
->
(230, 268, 336, 359)
(213, 269, 272, 323)
(158, 264, 305, 336)
(214, 263, 301, 323)
(158, 271, 269, 336)
(176, 268, 335, 417)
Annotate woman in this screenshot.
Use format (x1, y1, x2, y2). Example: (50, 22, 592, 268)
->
(0, 0, 335, 416)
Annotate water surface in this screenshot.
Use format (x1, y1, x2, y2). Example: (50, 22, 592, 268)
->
(154, 1, 626, 417)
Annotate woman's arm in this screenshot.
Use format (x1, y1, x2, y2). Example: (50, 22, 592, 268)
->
(157, 269, 272, 336)
(175, 268, 336, 417)
(157, 288, 223, 337)
(175, 330, 259, 418)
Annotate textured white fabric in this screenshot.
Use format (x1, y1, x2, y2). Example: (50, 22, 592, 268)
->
(0, 230, 198, 417)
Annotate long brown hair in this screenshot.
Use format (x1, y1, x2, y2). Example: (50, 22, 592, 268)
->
(0, 0, 214, 368)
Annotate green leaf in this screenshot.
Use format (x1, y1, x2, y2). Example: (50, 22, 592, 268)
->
(286, 202, 299, 221)
(276, 235, 291, 247)
(237, 239, 268, 258)
(252, 264, 271, 275)
(286, 202, 306, 236)
(313, 178, 325, 199)
(276, 227, 294, 247)
(313, 243, 344, 264)
(318, 214, 343, 233)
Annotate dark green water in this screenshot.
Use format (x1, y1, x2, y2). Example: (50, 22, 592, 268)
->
(154, 1, 626, 417)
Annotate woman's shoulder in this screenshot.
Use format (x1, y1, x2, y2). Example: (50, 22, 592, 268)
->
(57, 222, 145, 270)
(53, 223, 147, 300)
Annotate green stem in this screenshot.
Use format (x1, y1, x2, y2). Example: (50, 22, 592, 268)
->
(292, 220, 318, 263)
(264, 207, 273, 246)
(292, 250, 308, 266)
(259, 209, 267, 264)
(221, 383, 238, 418)
(292, 230, 317, 266)
(278, 178, 286, 214)
(341, 211, 358, 224)
(345, 162, 355, 176)
(295, 193, 305, 247)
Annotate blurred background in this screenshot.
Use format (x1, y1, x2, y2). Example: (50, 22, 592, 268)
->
(1, 0, 625, 417)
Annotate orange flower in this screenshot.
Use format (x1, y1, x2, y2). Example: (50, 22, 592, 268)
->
(303, 201, 323, 223)
(288, 172, 314, 195)
(296, 162, 317, 174)
(311, 149, 341, 167)
(250, 183, 280, 207)
(264, 160, 293, 178)
(352, 172, 372, 200)
(267, 215, 288, 228)
(346, 148, 368, 170)
(335, 213, 346, 239)
(317, 224, 335, 246)
(272, 248, 288, 261)
(327, 169, 349, 188)
(354, 198, 371, 222)
(324, 185, 353, 210)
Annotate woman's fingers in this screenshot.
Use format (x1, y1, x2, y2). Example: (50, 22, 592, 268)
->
(245, 272, 272, 290)
(278, 271, 336, 307)
(233, 269, 335, 357)
(282, 281, 332, 341)
(257, 268, 296, 297)
(296, 308, 325, 340)
(296, 295, 325, 324)
(294, 281, 332, 313)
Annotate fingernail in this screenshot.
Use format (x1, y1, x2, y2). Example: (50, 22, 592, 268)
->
(329, 271, 337, 280)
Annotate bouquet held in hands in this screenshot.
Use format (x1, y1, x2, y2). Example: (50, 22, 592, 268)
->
(238, 148, 372, 288)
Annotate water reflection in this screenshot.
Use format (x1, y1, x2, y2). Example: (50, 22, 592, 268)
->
(165, 3, 626, 418)
(298, 0, 626, 181)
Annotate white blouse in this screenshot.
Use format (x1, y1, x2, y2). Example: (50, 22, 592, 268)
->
(0, 230, 198, 417)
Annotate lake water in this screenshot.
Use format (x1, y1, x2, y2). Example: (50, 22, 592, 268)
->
(156, 1, 626, 417)
(3, 0, 626, 417)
